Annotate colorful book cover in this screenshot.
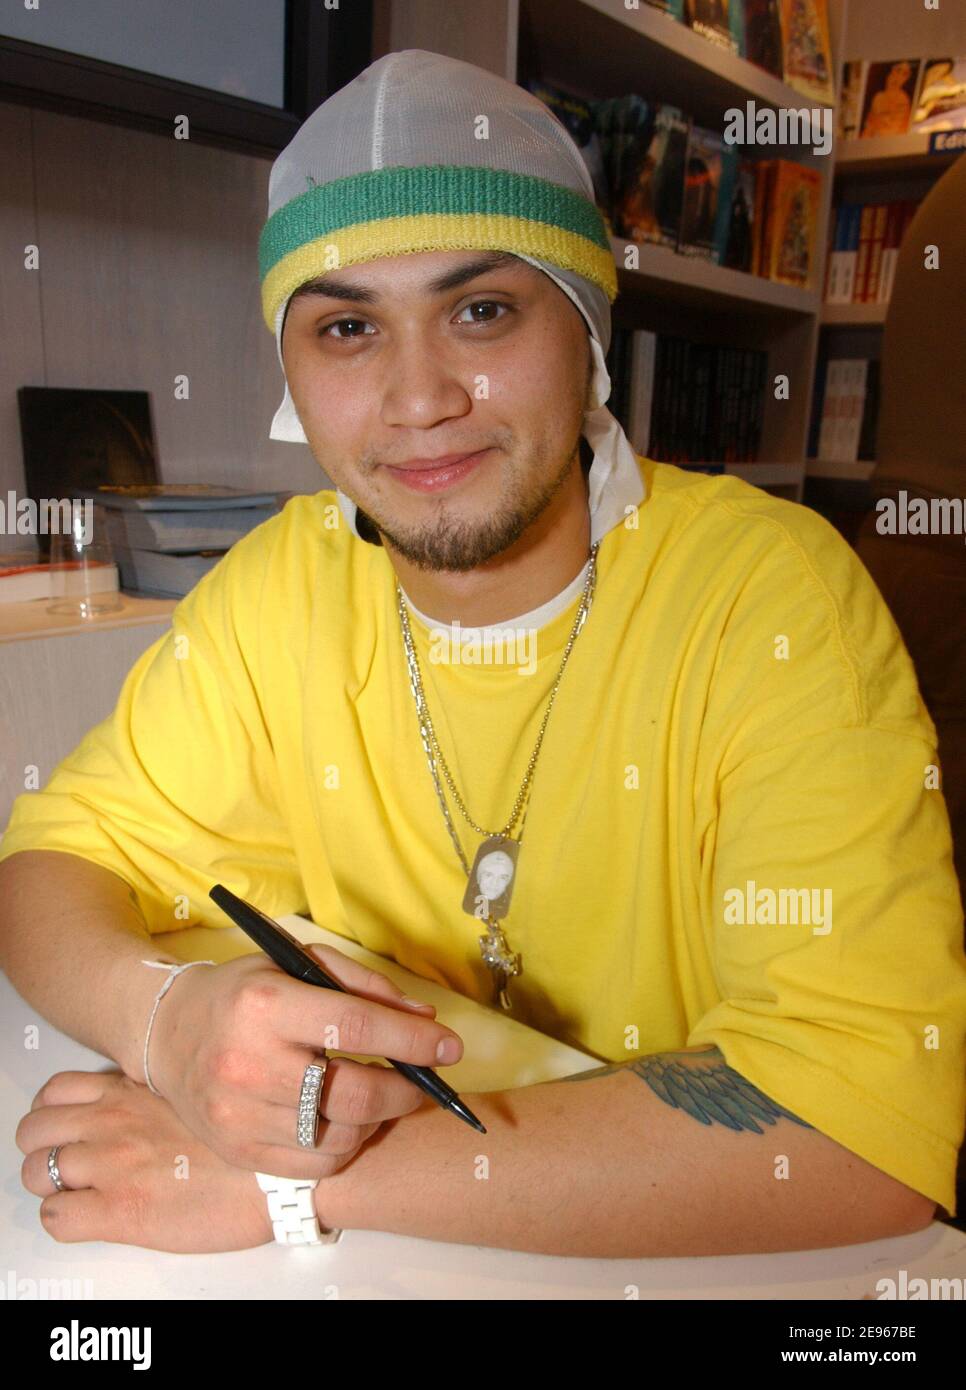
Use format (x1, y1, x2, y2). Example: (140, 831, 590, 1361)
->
(683, 0, 742, 54)
(642, 0, 685, 15)
(678, 124, 726, 260)
(838, 61, 868, 139)
(614, 103, 689, 250)
(859, 59, 922, 138)
(779, 0, 835, 106)
(763, 161, 822, 288)
(594, 94, 654, 234)
(910, 58, 966, 133)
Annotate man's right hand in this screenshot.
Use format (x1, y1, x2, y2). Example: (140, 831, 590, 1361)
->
(145, 944, 464, 1179)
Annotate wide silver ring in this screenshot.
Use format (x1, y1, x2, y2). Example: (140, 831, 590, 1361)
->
(47, 1144, 69, 1192)
(296, 1053, 329, 1149)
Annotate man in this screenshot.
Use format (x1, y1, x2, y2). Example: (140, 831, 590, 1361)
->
(3, 50, 964, 1258)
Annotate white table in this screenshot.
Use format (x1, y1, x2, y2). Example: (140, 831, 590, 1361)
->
(3, 916, 964, 1300)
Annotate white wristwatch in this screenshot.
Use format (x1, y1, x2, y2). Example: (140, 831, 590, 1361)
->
(255, 1172, 342, 1246)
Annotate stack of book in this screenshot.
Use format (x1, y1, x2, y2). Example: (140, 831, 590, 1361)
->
(608, 328, 768, 465)
(640, 1, 834, 102)
(823, 200, 920, 306)
(810, 358, 880, 464)
(528, 81, 824, 289)
(0, 551, 118, 605)
(72, 484, 285, 598)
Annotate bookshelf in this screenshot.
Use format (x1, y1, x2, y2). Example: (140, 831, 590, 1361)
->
(812, 0, 966, 486)
(375, 0, 964, 507)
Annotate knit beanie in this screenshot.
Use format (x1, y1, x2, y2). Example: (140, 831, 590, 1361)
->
(258, 48, 644, 543)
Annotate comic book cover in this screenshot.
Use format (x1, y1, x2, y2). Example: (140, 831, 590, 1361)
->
(612, 103, 689, 250)
(763, 161, 822, 287)
(678, 125, 725, 260)
(779, 0, 835, 105)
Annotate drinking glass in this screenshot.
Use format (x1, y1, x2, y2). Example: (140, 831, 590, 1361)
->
(47, 501, 123, 617)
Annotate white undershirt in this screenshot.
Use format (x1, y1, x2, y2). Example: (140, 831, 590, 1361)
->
(400, 555, 591, 637)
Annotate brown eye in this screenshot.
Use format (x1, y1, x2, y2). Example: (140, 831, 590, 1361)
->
(319, 318, 373, 341)
(458, 300, 510, 325)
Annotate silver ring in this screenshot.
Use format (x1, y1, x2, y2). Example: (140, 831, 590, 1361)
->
(296, 1053, 329, 1148)
(47, 1145, 68, 1192)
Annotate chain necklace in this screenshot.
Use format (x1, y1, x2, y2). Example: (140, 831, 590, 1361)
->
(396, 541, 600, 1010)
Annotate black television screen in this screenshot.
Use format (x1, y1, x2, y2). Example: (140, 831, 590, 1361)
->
(0, 0, 287, 107)
(0, 0, 374, 156)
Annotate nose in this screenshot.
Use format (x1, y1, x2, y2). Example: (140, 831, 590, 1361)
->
(379, 336, 474, 431)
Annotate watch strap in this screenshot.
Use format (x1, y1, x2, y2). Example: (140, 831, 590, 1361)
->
(255, 1171, 342, 1245)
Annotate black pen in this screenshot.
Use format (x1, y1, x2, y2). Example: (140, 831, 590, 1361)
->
(208, 884, 486, 1134)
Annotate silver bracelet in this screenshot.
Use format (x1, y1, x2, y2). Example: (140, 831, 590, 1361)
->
(140, 959, 216, 1095)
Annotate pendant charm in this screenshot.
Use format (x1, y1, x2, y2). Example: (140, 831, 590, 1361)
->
(478, 921, 521, 1010)
(462, 834, 520, 919)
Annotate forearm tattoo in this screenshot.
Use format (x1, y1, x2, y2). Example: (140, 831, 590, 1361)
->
(558, 1046, 814, 1134)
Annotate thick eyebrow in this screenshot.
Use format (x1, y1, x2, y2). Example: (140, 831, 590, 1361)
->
(288, 251, 521, 305)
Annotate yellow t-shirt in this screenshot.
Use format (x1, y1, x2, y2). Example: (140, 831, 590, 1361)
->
(2, 456, 965, 1214)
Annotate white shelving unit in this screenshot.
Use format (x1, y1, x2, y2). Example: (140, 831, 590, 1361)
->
(377, 0, 963, 506)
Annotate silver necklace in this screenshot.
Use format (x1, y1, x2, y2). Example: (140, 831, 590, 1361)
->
(396, 542, 600, 1010)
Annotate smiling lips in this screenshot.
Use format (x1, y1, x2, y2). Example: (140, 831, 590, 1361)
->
(382, 449, 492, 492)
(388, 451, 488, 471)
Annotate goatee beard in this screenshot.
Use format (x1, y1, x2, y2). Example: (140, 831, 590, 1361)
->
(358, 439, 584, 572)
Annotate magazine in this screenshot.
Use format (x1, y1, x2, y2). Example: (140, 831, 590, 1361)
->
(911, 58, 966, 133)
(859, 59, 922, 138)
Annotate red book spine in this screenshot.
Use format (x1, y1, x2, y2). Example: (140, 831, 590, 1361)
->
(863, 203, 888, 303)
(853, 204, 875, 304)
